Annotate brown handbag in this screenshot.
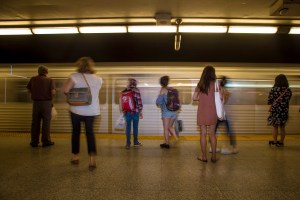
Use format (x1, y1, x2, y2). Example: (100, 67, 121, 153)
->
(67, 74, 92, 106)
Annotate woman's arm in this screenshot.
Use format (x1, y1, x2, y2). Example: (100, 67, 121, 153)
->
(192, 87, 200, 101)
(63, 77, 75, 95)
(156, 87, 167, 105)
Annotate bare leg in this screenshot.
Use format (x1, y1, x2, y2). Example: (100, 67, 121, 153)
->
(272, 125, 279, 143)
(162, 118, 170, 144)
(168, 118, 178, 140)
(89, 153, 96, 170)
(209, 124, 217, 161)
(199, 125, 207, 160)
(279, 125, 286, 143)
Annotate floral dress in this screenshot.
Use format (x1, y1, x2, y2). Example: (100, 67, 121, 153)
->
(267, 87, 292, 126)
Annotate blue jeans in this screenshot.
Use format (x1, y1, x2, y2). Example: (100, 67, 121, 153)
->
(70, 112, 96, 155)
(216, 119, 236, 147)
(125, 112, 140, 145)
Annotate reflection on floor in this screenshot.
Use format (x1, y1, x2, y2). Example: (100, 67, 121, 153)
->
(0, 135, 299, 200)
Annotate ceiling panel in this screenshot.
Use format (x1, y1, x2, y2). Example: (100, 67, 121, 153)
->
(0, 0, 300, 26)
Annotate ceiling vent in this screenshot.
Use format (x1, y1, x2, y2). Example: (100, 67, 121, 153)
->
(270, 0, 300, 16)
(155, 13, 172, 25)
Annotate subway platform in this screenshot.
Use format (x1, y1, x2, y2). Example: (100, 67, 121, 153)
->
(0, 134, 300, 200)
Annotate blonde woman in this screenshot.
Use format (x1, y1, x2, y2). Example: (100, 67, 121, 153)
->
(64, 57, 102, 170)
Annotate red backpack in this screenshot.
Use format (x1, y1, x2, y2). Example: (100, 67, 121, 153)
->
(121, 90, 135, 112)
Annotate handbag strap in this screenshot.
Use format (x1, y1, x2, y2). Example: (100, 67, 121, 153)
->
(215, 80, 219, 92)
(271, 88, 288, 106)
(81, 73, 91, 91)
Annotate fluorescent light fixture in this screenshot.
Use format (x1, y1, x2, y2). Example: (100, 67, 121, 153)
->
(128, 26, 176, 33)
(79, 26, 127, 33)
(32, 27, 79, 34)
(289, 27, 300, 34)
(228, 26, 278, 34)
(179, 25, 227, 33)
(0, 28, 32, 35)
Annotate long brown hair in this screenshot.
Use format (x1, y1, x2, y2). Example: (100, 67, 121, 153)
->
(197, 65, 216, 94)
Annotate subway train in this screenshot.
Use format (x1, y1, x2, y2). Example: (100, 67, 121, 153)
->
(0, 62, 299, 136)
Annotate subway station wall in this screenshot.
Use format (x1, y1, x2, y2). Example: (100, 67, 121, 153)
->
(0, 33, 299, 63)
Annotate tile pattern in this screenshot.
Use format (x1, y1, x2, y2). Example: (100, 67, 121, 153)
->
(0, 136, 300, 200)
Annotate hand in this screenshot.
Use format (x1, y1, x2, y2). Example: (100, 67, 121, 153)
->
(140, 113, 143, 119)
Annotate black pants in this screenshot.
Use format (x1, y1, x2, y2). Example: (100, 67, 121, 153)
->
(30, 100, 52, 145)
(70, 112, 96, 155)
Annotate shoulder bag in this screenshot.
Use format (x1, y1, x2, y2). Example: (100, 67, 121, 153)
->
(67, 74, 92, 106)
(215, 80, 225, 120)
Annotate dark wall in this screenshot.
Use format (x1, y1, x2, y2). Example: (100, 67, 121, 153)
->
(0, 33, 299, 63)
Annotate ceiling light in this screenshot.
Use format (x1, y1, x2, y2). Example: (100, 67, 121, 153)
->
(179, 26, 227, 33)
(289, 27, 300, 34)
(228, 26, 278, 34)
(128, 26, 176, 33)
(0, 28, 32, 35)
(32, 27, 79, 34)
(79, 26, 127, 33)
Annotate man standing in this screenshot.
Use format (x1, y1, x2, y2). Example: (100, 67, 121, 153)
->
(27, 66, 56, 147)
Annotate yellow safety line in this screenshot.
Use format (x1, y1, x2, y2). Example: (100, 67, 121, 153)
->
(0, 133, 300, 141)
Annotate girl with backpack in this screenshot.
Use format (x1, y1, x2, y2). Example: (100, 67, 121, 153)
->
(156, 76, 179, 149)
(121, 78, 143, 149)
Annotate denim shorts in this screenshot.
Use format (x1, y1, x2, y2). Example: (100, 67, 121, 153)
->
(162, 110, 177, 119)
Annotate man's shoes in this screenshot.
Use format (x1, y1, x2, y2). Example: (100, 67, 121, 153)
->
(42, 141, 54, 147)
(30, 143, 38, 147)
(125, 144, 130, 149)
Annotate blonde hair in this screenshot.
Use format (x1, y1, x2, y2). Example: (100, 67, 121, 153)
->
(76, 57, 95, 74)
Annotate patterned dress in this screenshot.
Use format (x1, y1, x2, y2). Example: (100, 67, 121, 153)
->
(267, 87, 292, 126)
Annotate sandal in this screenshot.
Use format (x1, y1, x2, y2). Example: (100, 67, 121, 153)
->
(269, 141, 276, 146)
(70, 159, 79, 164)
(197, 157, 208, 162)
(89, 164, 96, 171)
(276, 142, 284, 147)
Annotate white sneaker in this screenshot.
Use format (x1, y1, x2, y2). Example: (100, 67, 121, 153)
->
(209, 147, 221, 153)
(221, 148, 233, 155)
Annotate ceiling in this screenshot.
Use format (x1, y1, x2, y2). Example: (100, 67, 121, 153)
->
(1, 0, 300, 27)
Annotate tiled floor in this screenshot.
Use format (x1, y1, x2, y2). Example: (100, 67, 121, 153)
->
(0, 135, 300, 200)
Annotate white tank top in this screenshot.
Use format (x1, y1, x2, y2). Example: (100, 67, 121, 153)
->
(69, 73, 102, 116)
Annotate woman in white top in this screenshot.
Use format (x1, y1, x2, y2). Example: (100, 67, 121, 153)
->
(64, 57, 102, 170)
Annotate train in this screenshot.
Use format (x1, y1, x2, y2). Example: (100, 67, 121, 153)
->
(0, 62, 299, 136)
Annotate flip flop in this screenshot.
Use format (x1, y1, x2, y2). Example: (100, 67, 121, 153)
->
(70, 159, 79, 164)
(197, 157, 208, 162)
